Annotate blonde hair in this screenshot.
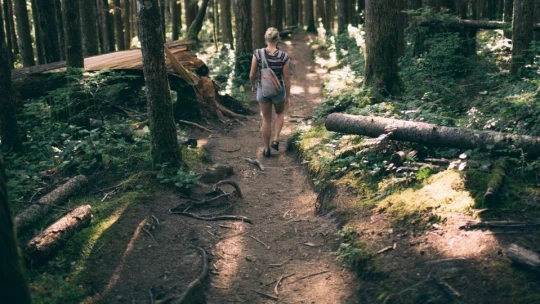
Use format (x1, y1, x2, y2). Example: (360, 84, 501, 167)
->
(264, 27, 280, 44)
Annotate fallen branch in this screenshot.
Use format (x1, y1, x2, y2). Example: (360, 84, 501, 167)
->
(179, 119, 213, 133)
(484, 158, 507, 205)
(288, 270, 329, 284)
(249, 235, 271, 250)
(459, 220, 540, 230)
(246, 158, 265, 171)
(252, 290, 278, 301)
(270, 257, 292, 267)
(170, 212, 253, 224)
(25, 205, 92, 264)
(274, 275, 284, 295)
(506, 243, 540, 270)
(265, 273, 296, 286)
(15, 175, 88, 231)
(377, 246, 394, 254)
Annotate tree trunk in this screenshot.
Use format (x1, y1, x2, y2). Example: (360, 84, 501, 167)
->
(12, 0, 35, 66)
(0, 156, 32, 304)
(252, 0, 266, 49)
(137, 0, 181, 166)
(364, 0, 403, 96)
(534, 0, 540, 40)
(80, 0, 100, 56)
(2, 0, 15, 67)
(15, 175, 88, 231)
(0, 9, 22, 152)
(264, 0, 271, 28)
(25, 205, 92, 264)
(172, 0, 181, 40)
(64, 0, 85, 68)
(220, 0, 233, 45)
(113, 0, 126, 50)
(97, 0, 106, 53)
(271, 0, 284, 30)
(7, 0, 18, 55)
(304, 0, 316, 32)
(289, 0, 299, 26)
(54, 0, 65, 59)
(101, 0, 116, 52)
(186, 0, 209, 40)
(184, 0, 198, 29)
(337, 0, 347, 34)
(316, 0, 326, 29)
(510, 0, 535, 75)
(325, 114, 540, 156)
(123, 0, 132, 48)
(36, 0, 62, 63)
(31, 0, 45, 64)
(234, 0, 252, 77)
(298, 0, 303, 26)
(397, 0, 406, 57)
(326, 0, 335, 32)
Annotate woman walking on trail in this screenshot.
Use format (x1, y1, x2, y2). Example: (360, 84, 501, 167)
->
(249, 27, 291, 157)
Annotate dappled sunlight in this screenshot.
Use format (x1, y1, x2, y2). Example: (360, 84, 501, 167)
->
(290, 85, 305, 95)
(308, 86, 322, 94)
(425, 229, 500, 258)
(211, 227, 246, 290)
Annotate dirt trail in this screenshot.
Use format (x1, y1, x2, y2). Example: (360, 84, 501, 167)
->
(203, 33, 359, 303)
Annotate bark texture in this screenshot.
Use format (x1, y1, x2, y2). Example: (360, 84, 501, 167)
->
(36, 0, 62, 63)
(172, 0, 181, 40)
(186, 0, 209, 40)
(271, 0, 284, 30)
(337, 0, 347, 34)
(64, 0, 84, 68)
(220, 0, 233, 45)
(25, 205, 92, 264)
(184, 0, 198, 28)
(0, 8, 22, 152)
(364, 0, 402, 96)
(54, 0, 65, 60)
(510, 0, 535, 75)
(14, 175, 88, 231)
(102, 0, 116, 52)
(0, 156, 31, 304)
(113, 0, 126, 50)
(12, 0, 35, 66)
(80, 0, 100, 56)
(325, 114, 540, 156)
(123, 0, 132, 48)
(31, 0, 45, 64)
(304, 0, 316, 32)
(252, 0, 266, 49)
(234, 0, 252, 76)
(138, 0, 182, 166)
(3, 0, 14, 67)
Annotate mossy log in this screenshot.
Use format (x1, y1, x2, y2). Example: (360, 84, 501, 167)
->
(14, 175, 88, 231)
(25, 205, 92, 264)
(484, 158, 507, 205)
(325, 114, 540, 157)
(506, 243, 540, 270)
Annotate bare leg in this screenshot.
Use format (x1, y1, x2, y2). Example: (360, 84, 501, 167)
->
(273, 102, 285, 143)
(259, 101, 273, 151)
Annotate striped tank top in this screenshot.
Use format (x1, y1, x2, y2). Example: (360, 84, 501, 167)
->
(254, 48, 290, 83)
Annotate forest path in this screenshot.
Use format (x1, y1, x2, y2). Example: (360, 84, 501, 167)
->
(204, 33, 360, 303)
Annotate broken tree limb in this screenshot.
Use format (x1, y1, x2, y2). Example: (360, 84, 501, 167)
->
(506, 243, 540, 270)
(25, 205, 92, 264)
(484, 158, 507, 205)
(325, 114, 540, 157)
(15, 175, 88, 231)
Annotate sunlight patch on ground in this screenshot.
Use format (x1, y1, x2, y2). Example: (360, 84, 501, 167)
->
(211, 226, 246, 290)
(291, 85, 306, 95)
(308, 86, 322, 94)
(426, 230, 500, 258)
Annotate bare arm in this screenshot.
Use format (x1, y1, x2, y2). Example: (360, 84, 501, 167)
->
(282, 60, 291, 106)
(249, 55, 258, 92)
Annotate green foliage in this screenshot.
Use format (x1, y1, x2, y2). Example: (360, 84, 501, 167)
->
(156, 163, 200, 192)
(336, 226, 374, 272)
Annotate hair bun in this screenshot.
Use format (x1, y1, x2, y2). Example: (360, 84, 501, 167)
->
(264, 27, 280, 43)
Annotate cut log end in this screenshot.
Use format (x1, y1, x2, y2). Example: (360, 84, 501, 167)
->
(506, 243, 540, 270)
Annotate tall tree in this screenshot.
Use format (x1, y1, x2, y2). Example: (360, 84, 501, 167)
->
(326, 0, 335, 31)
(289, 0, 299, 26)
(137, 0, 181, 166)
(0, 7, 23, 152)
(184, 0, 198, 28)
(337, 0, 347, 34)
(252, 0, 266, 49)
(64, 0, 84, 67)
(172, 0, 182, 40)
(113, 0, 126, 50)
(6, 0, 18, 55)
(35, 0, 62, 63)
(364, 0, 402, 96)
(80, 0, 100, 56)
(30, 0, 45, 64)
(0, 155, 31, 304)
(2, 0, 15, 67)
(503, 0, 513, 38)
(234, 0, 252, 76)
(316, 0, 326, 28)
(186, 0, 209, 40)
(397, 0, 406, 57)
(123, 0, 131, 48)
(298, 0, 303, 26)
(220, 0, 233, 45)
(304, 0, 316, 32)
(510, 0, 535, 74)
(101, 0, 116, 52)
(54, 0, 65, 60)
(271, 0, 284, 30)
(12, 0, 35, 66)
(264, 0, 271, 27)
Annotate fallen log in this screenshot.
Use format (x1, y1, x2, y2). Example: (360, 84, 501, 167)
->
(325, 114, 540, 157)
(484, 158, 507, 205)
(506, 243, 540, 270)
(15, 175, 88, 231)
(25, 205, 92, 264)
(418, 19, 540, 31)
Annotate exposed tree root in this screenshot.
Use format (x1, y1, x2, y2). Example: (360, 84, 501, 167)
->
(170, 212, 253, 224)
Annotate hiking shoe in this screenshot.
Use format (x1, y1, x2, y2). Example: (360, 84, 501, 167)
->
(271, 141, 279, 151)
(263, 149, 271, 158)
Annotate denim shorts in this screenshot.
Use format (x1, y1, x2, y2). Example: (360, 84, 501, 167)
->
(257, 84, 286, 103)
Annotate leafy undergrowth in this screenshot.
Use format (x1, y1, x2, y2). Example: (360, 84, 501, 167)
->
(293, 17, 540, 303)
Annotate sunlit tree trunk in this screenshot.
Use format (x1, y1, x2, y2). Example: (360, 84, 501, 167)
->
(510, 0, 535, 75)
(64, 0, 84, 68)
(304, 0, 316, 32)
(113, 0, 126, 50)
(137, 0, 181, 166)
(80, 0, 100, 56)
(35, 0, 62, 63)
(12, 0, 35, 66)
(186, 0, 209, 40)
(30, 0, 45, 64)
(252, 0, 266, 49)
(316, 0, 326, 29)
(364, 0, 403, 96)
(172, 0, 181, 40)
(0, 9, 23, 152)
(220, 0, 233, 45)
(326, 0, 335, 32)
(234, 0, 252, 77)
(184, 0, 198, 28)
(0, 156, 31, 304)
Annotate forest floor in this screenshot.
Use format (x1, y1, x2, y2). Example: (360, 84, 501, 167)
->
(78, 33, 361, 303)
